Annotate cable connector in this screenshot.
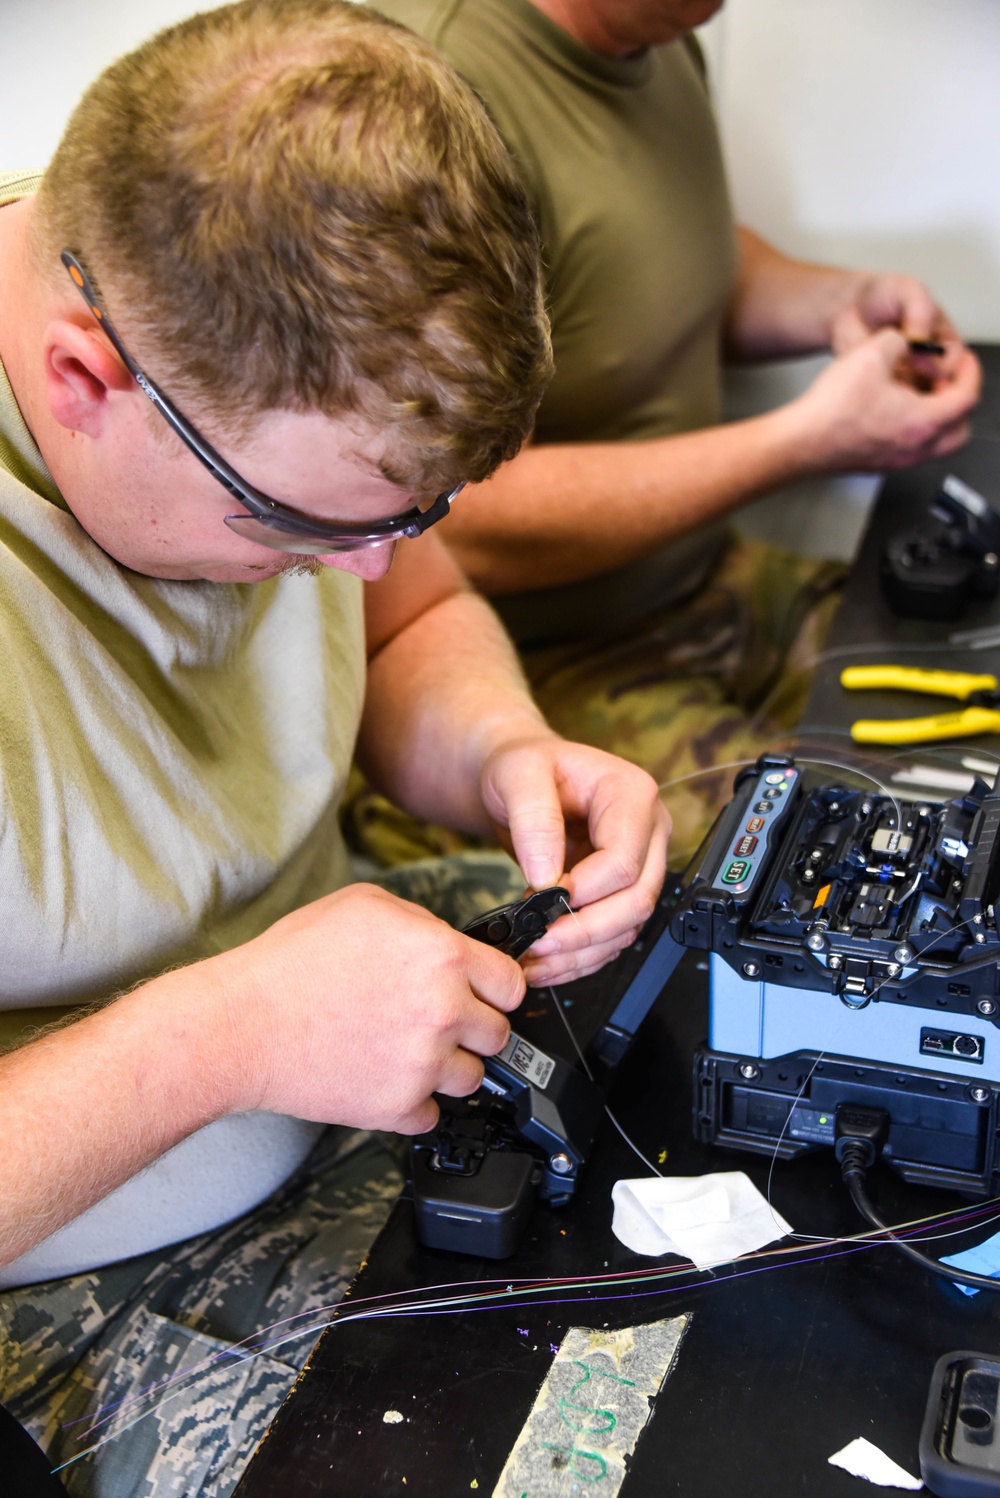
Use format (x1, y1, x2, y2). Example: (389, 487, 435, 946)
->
(834, 1104, 889, 1175)
(836, 1102, 1000, 1292)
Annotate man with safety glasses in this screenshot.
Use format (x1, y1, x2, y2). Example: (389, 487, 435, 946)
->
(0, 4, 667, 1493)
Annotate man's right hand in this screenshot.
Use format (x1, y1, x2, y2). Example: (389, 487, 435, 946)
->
(790, 326, 981, 474)
(212, 883, 526, 1136)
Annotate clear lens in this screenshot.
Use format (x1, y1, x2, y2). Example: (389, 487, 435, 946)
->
(223, 513, 389, 554)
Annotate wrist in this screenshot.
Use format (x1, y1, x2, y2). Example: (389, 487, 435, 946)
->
(475, 713, 557, 783)
(774, 381, 855, 479)
(123, 957, 251, 1124)
(824, 268, 874, 347)
(733, 400, 830, 489)
(465, 695, 554, 775)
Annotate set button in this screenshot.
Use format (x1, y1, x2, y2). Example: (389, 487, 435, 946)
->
(722, 859, 751, 885)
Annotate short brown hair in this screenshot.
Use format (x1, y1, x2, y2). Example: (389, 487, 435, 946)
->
(35, 0, 552, 489)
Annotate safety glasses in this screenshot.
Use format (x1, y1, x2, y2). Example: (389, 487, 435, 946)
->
(62, 251, 464, 555)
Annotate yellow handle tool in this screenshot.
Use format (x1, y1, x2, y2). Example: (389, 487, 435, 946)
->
(850, 706, 1000, 746)
(841, 666, 999, 699)
(841, 665, 1000, 744)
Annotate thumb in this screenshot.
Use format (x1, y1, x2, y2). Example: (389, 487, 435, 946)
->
(865, 324, 910, 370)
(483, 742, 567, 891)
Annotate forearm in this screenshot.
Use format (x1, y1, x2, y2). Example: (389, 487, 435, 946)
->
(358, 587, 553, 831)
(0, 968, 235, 1266)
(444, 401, 814, 594)
(726, 227, 864, 362)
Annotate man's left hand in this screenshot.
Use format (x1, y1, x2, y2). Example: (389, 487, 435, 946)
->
(479, 735, 670, 984)
(830, 272, 966, 381)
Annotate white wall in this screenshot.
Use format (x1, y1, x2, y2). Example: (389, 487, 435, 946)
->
(698, 0, 1000, 559)
(704, 0, 1000, 344)
(3, 1, 997, 561)
(1, 1, 198, 169)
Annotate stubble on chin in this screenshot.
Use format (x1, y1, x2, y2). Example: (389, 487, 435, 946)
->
(243, 555, 327, 578)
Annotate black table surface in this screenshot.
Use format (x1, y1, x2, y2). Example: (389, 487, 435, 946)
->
(236, 347, 1000, 1498)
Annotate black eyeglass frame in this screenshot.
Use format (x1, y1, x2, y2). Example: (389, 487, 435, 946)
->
(61, 251, 464, 554)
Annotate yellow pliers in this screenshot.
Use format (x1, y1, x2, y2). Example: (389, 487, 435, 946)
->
(841, 665, 1000, 745)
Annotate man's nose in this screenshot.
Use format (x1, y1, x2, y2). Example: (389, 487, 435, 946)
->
(322, 541, 396, 581)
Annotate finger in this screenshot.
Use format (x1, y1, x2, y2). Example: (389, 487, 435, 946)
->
(523, 930, 640, 987)
(932, 340, 966, 382)
(830, 306, 870, 355)
(398, 1097, 440, 1136)
(913, 351, 982, 427)
(560, 792, 670, 914)
(867, 324, 911, 370)
(462, 937, 527, 1015)
(453, 990, 513, 1058)
(927, 420, 973, 460)
(528, 932, 640, 985)
(435, 1048, 487, 1100)
(483, 740, 567, 893)
(860, 273, 941, 341)
(528, 805, 668, 969)
(953, 347, 984, 404)
(529, 862, 655, 955)
(526, 874, 655, 970)
(898, 284, 940, 344)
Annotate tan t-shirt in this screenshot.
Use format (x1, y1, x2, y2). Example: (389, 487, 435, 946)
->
(0, 172, 367, 1283)
(374, 0, 739, 644)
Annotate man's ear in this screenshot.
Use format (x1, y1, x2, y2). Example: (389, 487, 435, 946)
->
(42, 319, 134, 439)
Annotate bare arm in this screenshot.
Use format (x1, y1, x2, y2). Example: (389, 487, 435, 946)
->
(0, 888, 527, 1267)
(725, 227, 964, 361)
(0, 535, 669, 1266)
(444, 405, 814, 593)
(359, 531, 549, 836)
(360, 532, 669, 972)
(0, 970, 228, 1263)
(725, 227, 868, 361)
(443, 229, 979, 595)
(444, 338, 979, 593)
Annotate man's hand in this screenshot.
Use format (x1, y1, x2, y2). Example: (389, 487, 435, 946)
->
(829, 271, 961, 361)
(790, 327, 981, 473)
(479, 735, 670, 985)
(216, 884, 525, 1135)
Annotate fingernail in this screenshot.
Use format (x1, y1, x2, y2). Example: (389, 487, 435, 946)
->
(528, 935, 556, 956)
(524, 853, 559, 889)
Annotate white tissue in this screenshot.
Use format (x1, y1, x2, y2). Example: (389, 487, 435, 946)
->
(827, 1436, 922, 1489)
(610, 1172, 792, 1266)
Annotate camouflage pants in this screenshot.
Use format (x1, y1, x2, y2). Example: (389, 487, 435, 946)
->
(342, 535, 845, 873)
(0, 851, 523, 1498)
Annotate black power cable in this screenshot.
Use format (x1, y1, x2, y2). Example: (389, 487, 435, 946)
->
(835, 1104, 1000, 1294)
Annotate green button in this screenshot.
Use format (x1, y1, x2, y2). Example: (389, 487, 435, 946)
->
(723, 859, 750, 884)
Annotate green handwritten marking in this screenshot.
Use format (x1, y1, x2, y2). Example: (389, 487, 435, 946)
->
(555, 1356, 635, 1432)
(557, 1397, 616, 1435)
(541, 1440, 608, 1483)
(534, 1355, 637, 1482)
(570, 1358, 635, 1390)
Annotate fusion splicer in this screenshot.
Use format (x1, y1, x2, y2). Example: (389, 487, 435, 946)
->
(593, 753, 1000, 1197)
(411, 888, 603, 1259)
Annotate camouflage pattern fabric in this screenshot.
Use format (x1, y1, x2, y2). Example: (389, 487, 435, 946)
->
(342, 535, 846, 873)
(0, 851, 523, 1498)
